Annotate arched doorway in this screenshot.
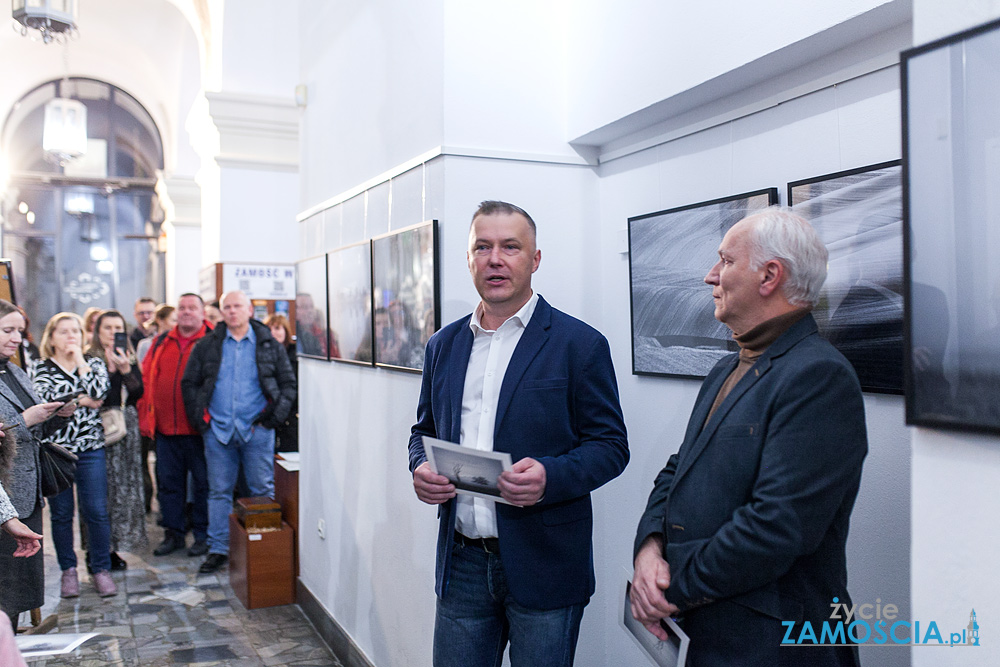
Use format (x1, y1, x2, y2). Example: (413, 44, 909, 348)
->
(0, 77, 166, 341)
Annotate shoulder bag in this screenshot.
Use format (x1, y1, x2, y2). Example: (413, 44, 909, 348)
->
(101, 368, 129, 445)
(39, 441, 78, 497)
(101, 407, 127, 445)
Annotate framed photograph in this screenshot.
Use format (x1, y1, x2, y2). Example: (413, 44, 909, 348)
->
(789, 160, 903, 394)
(327, 240, 374, 366)
(628, 189, 778, 378)
(902, 17, 1000, 433)
(371, 220, 439, 372)
(295, 254, 330, 360)
(423, 436, 513, 504)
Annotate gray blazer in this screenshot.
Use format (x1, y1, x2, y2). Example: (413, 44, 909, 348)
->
(0, 361, 43, 518)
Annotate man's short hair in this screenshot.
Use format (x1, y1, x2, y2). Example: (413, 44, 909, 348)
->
(135, 297, 156, 306)
(179, 292, 204, 305)
(745, 207, 828, 308)
(470, 200, 536, 235)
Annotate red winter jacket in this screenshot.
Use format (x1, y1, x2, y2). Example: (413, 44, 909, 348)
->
(141, 323, 210, 436)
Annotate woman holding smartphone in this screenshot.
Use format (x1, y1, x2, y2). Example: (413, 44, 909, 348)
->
(87, 310, 148, 565)
(32, 312, 114, 598)
(0, 300, 69, 629)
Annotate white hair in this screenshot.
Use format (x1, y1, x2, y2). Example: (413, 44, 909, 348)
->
(745, 207, 828, 307)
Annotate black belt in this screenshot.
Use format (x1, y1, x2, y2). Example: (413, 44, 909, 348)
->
(454, 531, 500, 554)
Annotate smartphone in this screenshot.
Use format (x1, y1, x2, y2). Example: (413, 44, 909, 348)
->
(51, 392, 80, 404)
(113, 331, 128, 353)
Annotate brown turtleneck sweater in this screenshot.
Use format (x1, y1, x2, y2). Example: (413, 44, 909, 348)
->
(704, 309, 810, 426)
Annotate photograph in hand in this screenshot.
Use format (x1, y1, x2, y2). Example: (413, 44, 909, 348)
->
(621, 578, 689, 667)
(422, 436, 513, 504)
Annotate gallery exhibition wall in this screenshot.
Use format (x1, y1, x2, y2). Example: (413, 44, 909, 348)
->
(288, 1, 948, 666)
(907, 2, 1000, 667)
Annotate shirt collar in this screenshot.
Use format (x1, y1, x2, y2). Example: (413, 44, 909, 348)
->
(469, 291, 539, 334)
(226, 322, 256, 343)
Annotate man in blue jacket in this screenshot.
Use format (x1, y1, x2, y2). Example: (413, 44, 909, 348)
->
(181, 290, 296, 574)
(631, 208, 867, 666)
(409, 200, 629, 667)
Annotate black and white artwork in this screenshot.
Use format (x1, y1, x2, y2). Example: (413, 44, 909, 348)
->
(295, 254, 329, 360)
(327, 240, 374, 366)
(423, 436, 513, 504)
(903, 17, 1000, 434)
(628, 189, 778, 378)
(789, 160, 903, 394)
(372, 220, 439, 372)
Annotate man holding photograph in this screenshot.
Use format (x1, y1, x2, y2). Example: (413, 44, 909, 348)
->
(630, 208, 867, 666)
(408, 201, 629, 667)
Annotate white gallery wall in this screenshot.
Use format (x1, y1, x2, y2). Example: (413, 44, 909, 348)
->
(291, 1, 919, 666)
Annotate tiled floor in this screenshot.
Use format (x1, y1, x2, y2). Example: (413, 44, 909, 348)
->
(16, 507, 342, 666)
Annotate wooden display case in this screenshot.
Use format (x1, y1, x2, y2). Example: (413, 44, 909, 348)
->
(228, 514, 295, 609)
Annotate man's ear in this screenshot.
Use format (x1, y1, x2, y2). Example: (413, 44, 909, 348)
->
(759, 259, 785, 297)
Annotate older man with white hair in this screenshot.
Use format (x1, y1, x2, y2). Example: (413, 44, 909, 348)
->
(182, 291, 296, 573)
(630, 207, 868, 667)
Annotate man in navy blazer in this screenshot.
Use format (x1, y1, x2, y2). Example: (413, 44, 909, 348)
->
(409, 201, 629, 667)
(631, 208, 867, 666)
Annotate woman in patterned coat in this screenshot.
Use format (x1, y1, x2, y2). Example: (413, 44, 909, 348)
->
(32, 312, 115, 598)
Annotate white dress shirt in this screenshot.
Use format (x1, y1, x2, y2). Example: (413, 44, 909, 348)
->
(455, 291, 539, 539)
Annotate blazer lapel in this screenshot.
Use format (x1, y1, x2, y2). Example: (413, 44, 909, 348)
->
(670, 313, 820, 487)
(0, 367, 28, 411)
(448, 323, 475, 443)
(493, 298, 551, 439)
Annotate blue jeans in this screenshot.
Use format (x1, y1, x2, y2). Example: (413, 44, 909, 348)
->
(155, 433, 209, 540)
(48, 448, 111, 572)
(203, 426, 275, 555)
(433, 539, 585, 667)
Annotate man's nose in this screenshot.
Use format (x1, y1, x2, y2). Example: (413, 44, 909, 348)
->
(488, 247, 503, 264)
(704, 262, 720, 284)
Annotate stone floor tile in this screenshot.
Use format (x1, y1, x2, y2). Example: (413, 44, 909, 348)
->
(16, 504, 342, 667)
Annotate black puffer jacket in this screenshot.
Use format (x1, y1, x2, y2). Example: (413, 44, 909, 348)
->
(181, 319, 297, 433)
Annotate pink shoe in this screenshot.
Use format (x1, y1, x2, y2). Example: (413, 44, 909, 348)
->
(60, 567, 79, 598)
(92, 570, 117, 597)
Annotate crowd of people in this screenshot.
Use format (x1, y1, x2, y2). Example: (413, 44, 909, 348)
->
(0, 290, 298, 641)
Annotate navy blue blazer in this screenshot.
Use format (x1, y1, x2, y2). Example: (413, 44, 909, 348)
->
(635, 315, 867, 666)
(409, 296, 629, 610)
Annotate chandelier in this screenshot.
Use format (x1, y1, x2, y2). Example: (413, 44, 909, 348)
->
(43, 94, 87, 165)
(12, 0, 78, 44)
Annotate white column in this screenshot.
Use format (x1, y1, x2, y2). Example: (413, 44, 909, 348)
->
(156, 174, 202, 302)
(205, 92, 300, 266)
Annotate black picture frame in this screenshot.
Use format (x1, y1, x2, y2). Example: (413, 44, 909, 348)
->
(628, 188, 778, 378)
(327, 240, 374, 366)
(371, 220, 440, 373)
(789, 160, 903, 395)
(901, 17, 1000, 434)
(295, 254, 330, 361)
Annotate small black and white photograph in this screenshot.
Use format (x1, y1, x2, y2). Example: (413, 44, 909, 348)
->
(327, 240, 374, 365)
(372, 220, 439, 372)
(621, 579, 689, 667)
(790, 160, 903, 394)
(628, 189, 778, 378)
(423, 436, 513, 504)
